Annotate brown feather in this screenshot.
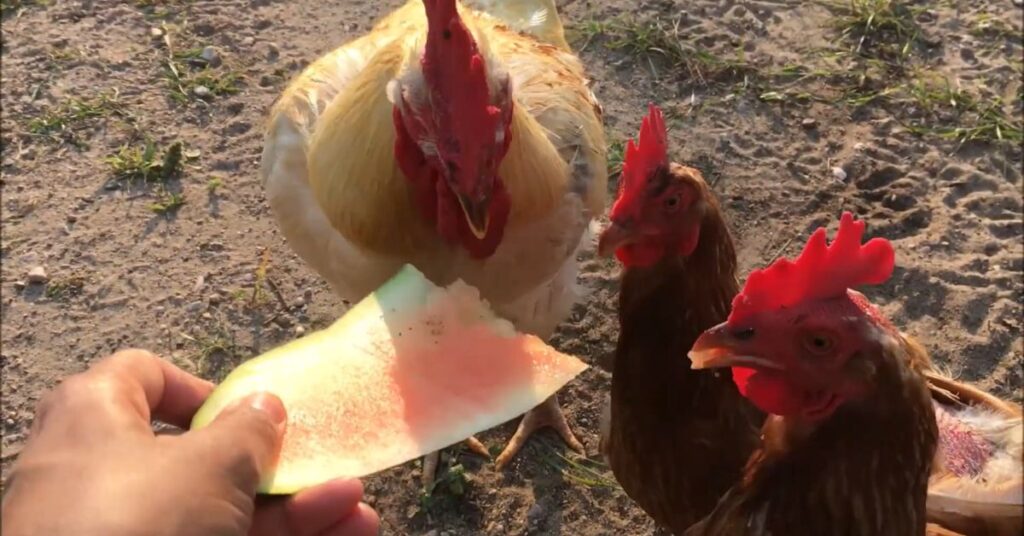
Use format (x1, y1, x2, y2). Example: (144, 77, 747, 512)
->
(686, 336, 939, 536)
(601, 166, 764, 534)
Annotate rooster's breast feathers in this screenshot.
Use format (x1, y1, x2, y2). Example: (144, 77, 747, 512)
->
(260, 0, 606, 314)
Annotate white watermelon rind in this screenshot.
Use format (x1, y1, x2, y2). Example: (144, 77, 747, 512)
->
(189, 264, 587, 494)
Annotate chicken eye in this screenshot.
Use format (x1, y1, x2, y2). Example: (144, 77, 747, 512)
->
(664, 194, 680, 211)
(803, 333, 834, 355)
(733, 327, 755, 341)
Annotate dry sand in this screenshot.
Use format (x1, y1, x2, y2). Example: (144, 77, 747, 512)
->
(2, 0, 1021, 534)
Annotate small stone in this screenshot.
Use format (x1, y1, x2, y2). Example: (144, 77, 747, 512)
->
(200, 312, 213, 321)
(26, 266, 48, 284)
(831, 166, 848, 182)
(208, 294, 221, 305)
(104, 179, 122, 191)
(240, 36, 256, 47)
(294, 325, 306, 337)
(853, 142, 867, 152)
(274, 315, 293, 328)
(150, 27, 164, 38)
(303, 288, 314, 303)
(200, 46, 221, 67)
(193, 22, 216, 36)
(801, 118, 817, 129)
(193, 85, 211, 99)
(14, 281, 26, 291)
(201, 241, 225, 251)
(185, 301, 204, 313)
(527, 502, 546, 524)
(266, 42, 280, 61)
(66, 214, 77, 223)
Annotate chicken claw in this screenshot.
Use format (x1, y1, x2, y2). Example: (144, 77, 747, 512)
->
(421, 436, 491, 487)
(494, 393, 583, 470)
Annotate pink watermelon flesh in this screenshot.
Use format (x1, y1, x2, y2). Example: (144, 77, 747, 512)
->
(189, 265, 588, 494)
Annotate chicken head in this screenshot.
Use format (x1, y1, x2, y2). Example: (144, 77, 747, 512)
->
(598, 104, 707, 267)
(689, 212, 902, 422)
(389, 0, 514, 258)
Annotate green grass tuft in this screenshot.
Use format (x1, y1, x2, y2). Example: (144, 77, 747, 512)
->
(1, 0, 49, 17)
(607, 140, 625, 178)
(162, 37, 241, 103)
(538, 441, 619, 489)
(206, 177, 224, 193)
(105, 139, 183, 184)
(43, 276, 86, 301)
(149, 190, 186, 215)
(27, 92, 125, 147)
(574, 16, 752, 83)
(824, 0, 921, 60)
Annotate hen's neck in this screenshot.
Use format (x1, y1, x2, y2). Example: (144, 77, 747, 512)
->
(615, 204, 739, 377)
(702, 341, 939, 535)
(605, 205, 760, 534)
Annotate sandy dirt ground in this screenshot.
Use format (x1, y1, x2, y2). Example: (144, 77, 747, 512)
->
(2, 0, 1021, 534)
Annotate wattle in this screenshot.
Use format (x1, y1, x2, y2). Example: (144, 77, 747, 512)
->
(616, 242, 665, 268)
(732, 367, 805, 416)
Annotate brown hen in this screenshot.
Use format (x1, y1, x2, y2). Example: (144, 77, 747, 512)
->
(596, 104, 763, 534)
(684, 212, 939, 535)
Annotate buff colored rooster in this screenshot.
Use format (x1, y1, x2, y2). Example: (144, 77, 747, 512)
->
(259, 0, 606, 485)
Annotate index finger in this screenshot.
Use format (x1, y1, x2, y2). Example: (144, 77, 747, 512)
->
(88, 348, 215, 428)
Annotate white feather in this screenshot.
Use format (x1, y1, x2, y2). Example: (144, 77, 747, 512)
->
(928, 404, 1023, 522)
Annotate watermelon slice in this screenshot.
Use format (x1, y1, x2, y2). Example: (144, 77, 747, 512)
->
(189, 264, 588, 494)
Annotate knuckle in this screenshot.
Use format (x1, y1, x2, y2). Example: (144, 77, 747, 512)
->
(101, 348, 157, 369)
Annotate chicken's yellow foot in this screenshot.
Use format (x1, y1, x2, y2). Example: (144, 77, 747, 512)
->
(494, 393, 583, 470)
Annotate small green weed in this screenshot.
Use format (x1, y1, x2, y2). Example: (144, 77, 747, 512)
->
(578, 16, 752, 83)
(1, 0, 49, 17)
(181, 323, 240, 382)
(206, 177, 224, 193)
(105, 140, 183, 184)
(43, 276, 86, 301)
(970, 13, 1022, 42)
(27, 92, 125, 147)
(418, 461, 470, 515)
(538, 442, 619, 489)
(162, 36, 241, 103)
(135, 0, 192, 21)
(149, 190, 186, 215)
(607, 140, 625, 178)
(895, 75, 1022, 144)
(823, 0, 921, 61)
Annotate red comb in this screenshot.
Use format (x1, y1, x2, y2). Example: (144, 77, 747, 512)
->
(610, 104, 668, 217)
(419, 0, 503, 187)
(728, 212, 895, 325)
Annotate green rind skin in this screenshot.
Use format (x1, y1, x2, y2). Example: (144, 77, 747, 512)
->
(189, 265, 436, 494)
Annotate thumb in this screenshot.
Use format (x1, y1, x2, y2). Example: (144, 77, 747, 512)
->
(188, 392, 287, 494)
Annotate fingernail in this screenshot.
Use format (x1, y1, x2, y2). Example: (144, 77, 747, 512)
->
(228, 392, 287, 432)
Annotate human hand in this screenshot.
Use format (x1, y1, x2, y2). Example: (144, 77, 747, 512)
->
(1, 349, 379, 536)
